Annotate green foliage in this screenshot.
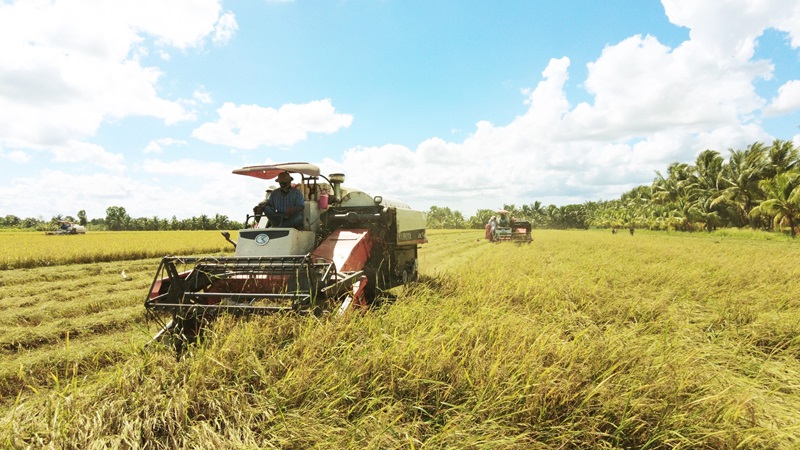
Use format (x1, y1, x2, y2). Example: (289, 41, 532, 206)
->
(592, 139, 800, 235)
(76, 210, 87, 226)
(426, 206, 466, 229)
(750, 171, 800, 237)
(105, 206, 130, 231)
(467, 208, 495, 229)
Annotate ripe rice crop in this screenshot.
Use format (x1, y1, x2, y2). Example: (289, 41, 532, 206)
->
(2, 229, 800, 448)
(0, 231, 236, 270)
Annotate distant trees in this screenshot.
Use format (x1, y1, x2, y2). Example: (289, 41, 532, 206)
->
(428, 202, 591, 230)
(426, 206, 467, 229)
(0, 207, 243, 231)
(105, 206, 130, 231)
(589, 139, 800, 235)
(77, 210, 87, 226)
(1, 215, 21, 227)
(97, 207, 243, 231)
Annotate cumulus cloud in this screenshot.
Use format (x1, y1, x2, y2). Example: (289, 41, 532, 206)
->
(664, 0, 800, 53)
(0, 148, 30, 164)
(49, 141, 126, 172)
(213, 12, 238, 45)
(0, 170, 133, 220)
(136, 158, 263, 219)
(192, 99, 354, 149)
(193, 89, 214, 105)
(0, 158, 260, 220)
(143, 138, 188, 154)
(121, 0, 229, 50)
(563, 34, 769, 141)
(0, 0, 233, 150)
(764, 80, 800, 116)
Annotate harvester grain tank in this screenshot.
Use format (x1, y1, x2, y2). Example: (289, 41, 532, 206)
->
(144, 162, 427, 351)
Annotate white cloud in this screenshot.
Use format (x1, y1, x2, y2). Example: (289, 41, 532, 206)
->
(0, 0, 233, 150)
(0, 140, 125, 172)
(193, 89, 214, 104)
(0, 148, 30, 164)
(0, 170, 134, 220)
(0, 159, 262, 221)
(213, 12, 238, 45)
(49, 141, 126, 172)
(192, 99, 354, 149)
(141, 158, 230, 177)
(563, 34, 769, 141)
(664, 0, 800, 52)
(121, 0, 227, 50)
(143, 138, 188, 154)
(135, 158, 264, 219)
(764, 80, 800, 116)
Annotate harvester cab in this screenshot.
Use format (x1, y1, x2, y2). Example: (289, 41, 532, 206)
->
(492, 210, 532, 244)
(144, 162, 427, 352)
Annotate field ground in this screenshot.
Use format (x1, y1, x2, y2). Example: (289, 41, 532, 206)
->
(2, 229, 800, 448)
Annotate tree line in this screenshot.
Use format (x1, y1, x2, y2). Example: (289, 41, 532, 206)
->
(1, 206, 244, 232)
(426, 139, 800, 237)
(425, 203, 590, 230)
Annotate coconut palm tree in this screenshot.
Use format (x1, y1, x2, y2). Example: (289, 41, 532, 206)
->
(766, 139, 799, 177)
(716, 143, 768, 227)
(750, 171, 800, 237)
(652, 162, 693, 205)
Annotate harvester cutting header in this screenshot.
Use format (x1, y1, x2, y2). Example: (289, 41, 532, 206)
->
(145, 162, 427, 351)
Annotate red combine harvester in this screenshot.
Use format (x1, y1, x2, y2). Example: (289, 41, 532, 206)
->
(491, 209, 533, 244)
(144, 162, 427, 352)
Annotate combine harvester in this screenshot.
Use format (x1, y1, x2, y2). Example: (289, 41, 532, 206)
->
(492, 209, 533, 244)
(45, 220, 86, 235)
(144, 162, 427, 351)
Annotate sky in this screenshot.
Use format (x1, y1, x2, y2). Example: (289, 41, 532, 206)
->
(1, 0, 799, 222)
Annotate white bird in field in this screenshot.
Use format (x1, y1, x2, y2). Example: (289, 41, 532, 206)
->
(121, 270, 132, 281)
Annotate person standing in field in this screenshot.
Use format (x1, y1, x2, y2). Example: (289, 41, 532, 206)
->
(485, 216, 497, 241)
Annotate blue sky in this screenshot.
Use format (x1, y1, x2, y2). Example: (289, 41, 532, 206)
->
(1, 0, 799, 222)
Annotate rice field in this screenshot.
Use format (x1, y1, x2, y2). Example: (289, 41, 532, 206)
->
(2, 229, 800, 449)
(0, 230, 236, 270)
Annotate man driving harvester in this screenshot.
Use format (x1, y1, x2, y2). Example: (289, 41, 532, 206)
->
(253, 171, 304, 229)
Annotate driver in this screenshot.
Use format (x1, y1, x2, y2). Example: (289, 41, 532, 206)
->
(253, 171, 305, 229)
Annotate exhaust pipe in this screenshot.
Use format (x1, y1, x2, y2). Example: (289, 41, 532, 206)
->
(329, 173, 345, 203)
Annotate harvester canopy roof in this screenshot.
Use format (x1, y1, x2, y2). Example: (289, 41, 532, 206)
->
(232, 162, 321, 180)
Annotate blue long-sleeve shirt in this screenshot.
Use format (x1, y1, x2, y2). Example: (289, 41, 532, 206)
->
(266, 187, 304, 217)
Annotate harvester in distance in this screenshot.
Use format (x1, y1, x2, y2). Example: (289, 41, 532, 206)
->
(45, 220, 86, 235)
(144, 162, 427, 352)
(490, 209, 532, 244)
